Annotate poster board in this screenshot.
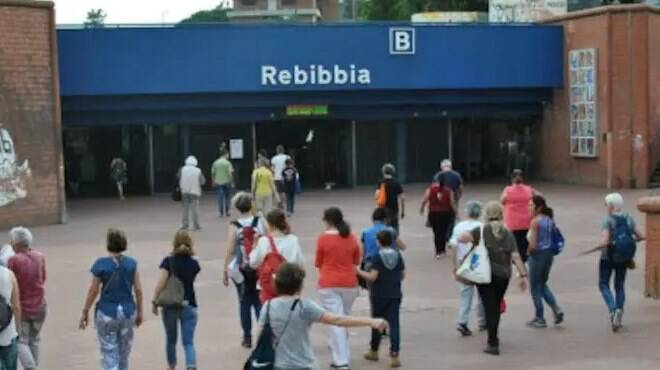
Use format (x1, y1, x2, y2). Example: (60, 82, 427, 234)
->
(568, 48, 598, 158)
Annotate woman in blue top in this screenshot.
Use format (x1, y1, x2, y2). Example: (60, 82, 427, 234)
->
(526, 195, 564, 328)
(152, 230, 201, 370)
(79, 228, 144, 370)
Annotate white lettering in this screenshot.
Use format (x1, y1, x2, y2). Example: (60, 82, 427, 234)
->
(294, 65, 308, 85)
(318, 65, 332, 85)
(278, 70, 292, 85)
(358, 69, 371, 84)
(261, 64, 372, 87)
(334, 65, 347, 85)
(395, 31, 411, 51)
(261, 66, 277, 85)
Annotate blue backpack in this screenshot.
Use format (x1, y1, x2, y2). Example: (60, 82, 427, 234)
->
(608, 215, 636, 264)
(549, 223, 565, 256)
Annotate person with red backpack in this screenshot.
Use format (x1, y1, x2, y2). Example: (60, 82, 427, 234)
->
(223, 192, 267, 348)
(249, 209, 305, 304)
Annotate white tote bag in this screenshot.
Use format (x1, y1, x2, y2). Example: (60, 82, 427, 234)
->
(456, 227, 492, 284)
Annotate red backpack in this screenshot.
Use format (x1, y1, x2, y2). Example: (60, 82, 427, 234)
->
(258, 235, 286, 303)
(232, 217, 260, 269)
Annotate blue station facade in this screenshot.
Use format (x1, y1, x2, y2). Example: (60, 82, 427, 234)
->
(58, 23, 563, 195)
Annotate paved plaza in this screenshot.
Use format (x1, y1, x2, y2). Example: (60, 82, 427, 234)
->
(20, 183, 660, 370)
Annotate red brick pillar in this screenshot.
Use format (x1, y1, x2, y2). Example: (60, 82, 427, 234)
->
(637, 196, 660, 299)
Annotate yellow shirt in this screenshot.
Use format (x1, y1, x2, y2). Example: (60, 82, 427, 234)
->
(252, 167, 273, 197)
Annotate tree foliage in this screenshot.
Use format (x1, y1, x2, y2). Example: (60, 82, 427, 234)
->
(85, 8, 107, 28)
(361, 0, 488, 20)
(180, 4, 229, 24)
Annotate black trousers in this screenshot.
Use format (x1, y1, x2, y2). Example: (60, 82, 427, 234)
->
(477, 275, 510, 347)
(370, 297, 401, 354)
(428, 211, 455, 255)
(513, 230, 530, 263)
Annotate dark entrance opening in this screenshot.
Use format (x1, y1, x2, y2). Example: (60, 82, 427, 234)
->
(256, 120, 352, 188)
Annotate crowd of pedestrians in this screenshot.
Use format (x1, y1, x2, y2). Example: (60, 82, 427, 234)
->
(0, 148, 649, 370)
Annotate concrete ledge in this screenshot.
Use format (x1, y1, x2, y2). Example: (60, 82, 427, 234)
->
(0, 0, 53, 9)
(637, 196, 660, 213)
(540, 4, 660, 24)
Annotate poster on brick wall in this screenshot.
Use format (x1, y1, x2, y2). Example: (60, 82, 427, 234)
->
(569, 48, 598, 158)
(0, 126, 32, 207)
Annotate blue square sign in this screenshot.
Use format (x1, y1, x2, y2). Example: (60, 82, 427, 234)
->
(389, 27, 415, 55)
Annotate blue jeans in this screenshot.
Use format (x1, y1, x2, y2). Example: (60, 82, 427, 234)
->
(285, 191, 295, 215)
(529, 249, 561, 320)
(599, 259, 628, 313)
(0, 338, 17, 370)
(216, 185, 232, 215)
(370, 298, 401, 354)
(162, 306, 198, 369)
(235, 283, 261, 338)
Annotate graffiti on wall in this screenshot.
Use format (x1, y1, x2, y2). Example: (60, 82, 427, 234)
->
(489, 0, 567, 23)
(0, 127, 31, 207)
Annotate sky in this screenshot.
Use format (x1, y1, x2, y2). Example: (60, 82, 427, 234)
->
(53, 0, 228, 24)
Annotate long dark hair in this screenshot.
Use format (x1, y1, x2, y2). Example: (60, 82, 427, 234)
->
(323, 207, 351, 238)
(532, 195, 554, 219)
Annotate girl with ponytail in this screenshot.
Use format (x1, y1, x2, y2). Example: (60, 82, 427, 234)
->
(315, 207, 361, 369)
(527, 195, 564, 329)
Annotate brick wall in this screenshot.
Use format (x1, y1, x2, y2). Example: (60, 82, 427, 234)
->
(542, 5, 660, 188)
(0, 1, 64, 228)
(648, 15, 660, 177)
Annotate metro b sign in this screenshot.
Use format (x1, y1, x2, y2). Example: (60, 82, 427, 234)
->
(389, 27, 415, 55)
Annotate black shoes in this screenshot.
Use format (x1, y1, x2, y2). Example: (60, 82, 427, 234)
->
(241, 336, 252, 348)
(483, 345, 500, 356)
(457, 324, 473, 337)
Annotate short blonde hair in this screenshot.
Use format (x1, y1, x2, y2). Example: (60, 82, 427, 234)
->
(172, 230, 194, 256)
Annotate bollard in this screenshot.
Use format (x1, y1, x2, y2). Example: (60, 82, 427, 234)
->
(637, 195, 660, 299)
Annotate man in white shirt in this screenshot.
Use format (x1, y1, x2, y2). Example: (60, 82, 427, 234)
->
(179, 156, 206, 230)
(270, 145, 291, 209)
(448, 200, 486, 336)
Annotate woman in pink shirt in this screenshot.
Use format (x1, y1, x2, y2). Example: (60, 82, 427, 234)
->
(500, 170, 539, 262)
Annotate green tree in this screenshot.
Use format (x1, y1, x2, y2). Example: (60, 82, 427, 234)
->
(180, 4, 229, 24)
(85, 8, 107, 28)
(362, 0, 488, 21)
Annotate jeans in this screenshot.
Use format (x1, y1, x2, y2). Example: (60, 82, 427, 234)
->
(0, 338, 17, 370)
(319, 288, 358, 366)
(477, 275, 510, 347)
(428, 211, 455, 255)
(162, 306, 198, 369)
(181, 194, 201, 229)
(370, 298, 401, 354)
(95, 310, 135, 370)
(529, 249, 561, 320)
(285, 191, 296, 215)
(513, 230, 530, 263)
(458, 283, 486, 327)
(599, 259, 628, 313)
(216, 185, 232, 216)
(234, 283, 261, 339)
(18, 317, 45, 369)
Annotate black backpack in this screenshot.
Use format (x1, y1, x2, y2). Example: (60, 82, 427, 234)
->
(244, 299, 298, 370)
(0, 292, 13, 332)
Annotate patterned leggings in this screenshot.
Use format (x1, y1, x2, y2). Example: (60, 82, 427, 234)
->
(95, 311, 135, 370)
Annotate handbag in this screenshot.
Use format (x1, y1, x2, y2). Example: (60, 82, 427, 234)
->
(456, 227, 492, 284)
(244, 299, 299, 370)
(154, 257, 185, 308)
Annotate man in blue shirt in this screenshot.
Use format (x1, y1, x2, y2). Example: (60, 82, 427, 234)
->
(361, 208, 406, 259)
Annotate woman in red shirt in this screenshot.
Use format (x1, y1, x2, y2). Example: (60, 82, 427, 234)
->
(315, 207, 361, 370)
(420, 175, 456, 259)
